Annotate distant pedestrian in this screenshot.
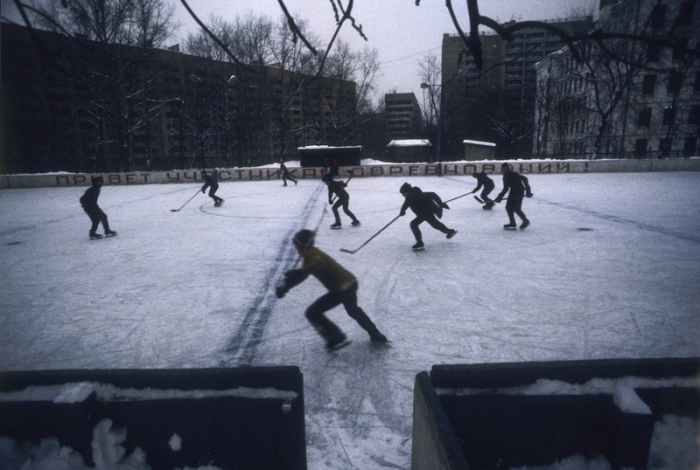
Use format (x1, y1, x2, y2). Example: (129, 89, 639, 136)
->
(399, 182, 456, 251)
(280, 161, 298, 186)
(470, 171, 495, 209)
(275, 229, 388, 351)
(80, 176, 117, 240)
(494, 163, 533, 230)
(323, 174, 360, 229)
(201, 170, 224, 206)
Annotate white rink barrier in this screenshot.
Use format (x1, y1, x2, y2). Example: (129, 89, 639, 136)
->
(1, 158, 699, 189)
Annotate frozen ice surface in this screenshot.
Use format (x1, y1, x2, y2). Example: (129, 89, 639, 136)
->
(1, 171, 699, 469)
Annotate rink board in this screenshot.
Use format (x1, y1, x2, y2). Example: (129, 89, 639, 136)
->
(2, 158, 699, 188)
(0, 367, 306, 470)
(411, 357, 700, 470)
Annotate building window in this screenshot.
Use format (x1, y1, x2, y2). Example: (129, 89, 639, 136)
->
(634, 139, 648, 158)
(638, 108, 652, 127)
(668, 71, 683, 94)
(673, 38, 688, 61)
(659, 138, 672, 157)
(677, 1, 695, 26)
(689, 105, 700, 125)
(642, 75, 656, 95)
(683, 137, 697, 157)
(650, 4, 667, 28)
(662, 107, 676, 126)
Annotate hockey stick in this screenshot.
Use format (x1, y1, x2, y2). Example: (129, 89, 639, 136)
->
(444, 191, 475, 204)
(170, 189, 200, 212)
(339, 214, 401, 254)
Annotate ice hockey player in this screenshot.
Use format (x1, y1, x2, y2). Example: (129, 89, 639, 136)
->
(80, 176, 117, 240)
(470, 171, 495, 209)
(494, 163, 533, 230)
(275, 230, 388, 351)
(201, 170, 224, 206)
(280, 160, 298, 186)
(323, 173, 360, 229)
(399, 182, 457, 251)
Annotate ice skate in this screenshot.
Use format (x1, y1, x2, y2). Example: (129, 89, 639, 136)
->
(504, 223, 517, 230)
(370, 333, 388, 343)
(412, 241, 425, 251)
(331, 222, 342, 230)
(520, 219, 530, 230)
(89, 232, 103, 240)
(446, 229, 457, 239)
(351, 220, 361, 227)
(105, 230, 117, 237)
(326, 334, 351, 352)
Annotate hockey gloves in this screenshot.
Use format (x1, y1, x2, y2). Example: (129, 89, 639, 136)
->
(275, 269, 306, 298)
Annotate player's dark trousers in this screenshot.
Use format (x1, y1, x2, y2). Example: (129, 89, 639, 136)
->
(283, 172, 297, 185)
(208, 187, 222, 204)
(480, 187, 493, 202)
(410, 214, 450, 242)
(84, 207, 110, 234)
(332, 194, 358, 224)
(305, 281, 381, 341)
(505, 196, 527, 224)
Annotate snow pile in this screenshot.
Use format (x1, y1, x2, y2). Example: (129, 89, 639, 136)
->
(436, 376, 697, 414)
(0, 419, 221, 470)
(0, 382, 298, 403)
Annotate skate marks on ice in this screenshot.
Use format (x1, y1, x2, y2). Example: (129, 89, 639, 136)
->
(538, 198, 700, 244)
(303, 341, 412, 469)
(301, 256, 415, 469)
(220, 184, 326, 366)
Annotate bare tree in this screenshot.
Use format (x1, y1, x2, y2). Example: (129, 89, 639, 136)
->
(22, 0, 179, 170)
(418, 53, 441, 135)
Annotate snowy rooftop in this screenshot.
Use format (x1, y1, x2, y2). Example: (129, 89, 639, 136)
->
(387, 139, 432, 147)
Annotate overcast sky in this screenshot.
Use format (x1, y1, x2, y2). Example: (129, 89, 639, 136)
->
(2, 0, 597, 103)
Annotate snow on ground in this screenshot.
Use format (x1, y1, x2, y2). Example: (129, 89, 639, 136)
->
(1, 171, 699, 469)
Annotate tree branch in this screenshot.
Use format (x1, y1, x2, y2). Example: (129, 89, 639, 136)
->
(179, 0, 254, 70)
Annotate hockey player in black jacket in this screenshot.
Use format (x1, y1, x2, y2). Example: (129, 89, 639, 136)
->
(494, 163, 533, 230)
(80, 176, 116, 240)
(399, 182, 457, 251)
(201, 170, 224, 206)
(323, 173, 360, 229)
(470, 171, 495, 209)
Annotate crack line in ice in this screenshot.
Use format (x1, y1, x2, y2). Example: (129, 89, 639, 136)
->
(223, 183, 326, 365)
(540, 199, 700, 244)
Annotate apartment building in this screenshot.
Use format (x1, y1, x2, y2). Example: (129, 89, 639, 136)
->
(441, 16, 593, 157)
(534, 0, 699, 159)
(0, 23, 356, 173)
(384, 92, 422, 139)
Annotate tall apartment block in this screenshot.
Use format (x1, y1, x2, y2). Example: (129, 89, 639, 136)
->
(384, 92, 422, 139)
(441, 16, 593, 157)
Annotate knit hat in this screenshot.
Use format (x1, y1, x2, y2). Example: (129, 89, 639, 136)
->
(91, 176, 103, 185)
(400, 182, 412, 194)
(501, 163, 510, 170)
(293, 229, 315, 248)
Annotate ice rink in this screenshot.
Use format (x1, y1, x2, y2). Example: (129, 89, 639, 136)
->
(1, 170, 699, 469)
